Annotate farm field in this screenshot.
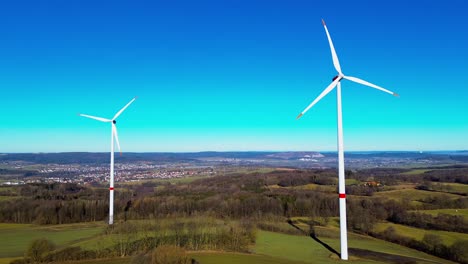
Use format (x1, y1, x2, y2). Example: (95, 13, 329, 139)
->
(429, 182, 468, 195)
(373, 222, 468, 246)
(372, 188, 462, 202)
(0, 221, 455, 264)
(190, 252, 310, 264)
(254, 230, 452, 264)
(411, 208, 468, 219)
(0, 222, 105, 258)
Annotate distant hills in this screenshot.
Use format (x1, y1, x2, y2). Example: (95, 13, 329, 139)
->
(0, 151, 467, 165)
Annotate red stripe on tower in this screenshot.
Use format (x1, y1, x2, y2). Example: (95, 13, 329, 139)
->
(109, 187, 114, 191)
(339, 193, 346, 198)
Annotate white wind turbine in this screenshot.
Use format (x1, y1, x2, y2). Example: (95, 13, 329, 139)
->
(79, 97, 137, 225)
(296, 20, 398, 260)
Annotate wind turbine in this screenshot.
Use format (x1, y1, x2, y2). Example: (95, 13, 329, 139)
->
(79, 97, 137, 225)
(296, 20, 398, 260)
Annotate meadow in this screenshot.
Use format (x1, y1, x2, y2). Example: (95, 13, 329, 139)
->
(0, 222, 454, 264)
(0, 223, 104, 258)
(412, 208, 468, 219)
(374, 222, 468, 246)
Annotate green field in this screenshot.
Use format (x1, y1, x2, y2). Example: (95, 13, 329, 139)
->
(411, 208, 468, 219)
(0, 221, 455, 264)
(0, 196, 19, 201)
(56, 229, 453, 264)
(191, 252, 310, 264)
(268, 184, 335, 193)
(58, 258, 131, 264)
(400, 169, 431, 175)
(372, 188, 461, 202)
(227, 167, 277, 175)
(0, 258, 21, 264)
(374, 222, 468, 246)
(345, 179, 359, 185)
(253, 230, 451, 264)
(430, 182, 468, 195)
(254, 230, 342, 263)
(0, 222, 105, 258)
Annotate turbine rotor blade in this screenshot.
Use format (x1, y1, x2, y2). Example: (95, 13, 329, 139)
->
(79, 114, 111, 123)
(112, 124, 122, 156)
(113, 97, 137, 120)
(297, 78, 340, 119)
(343, 75, 398, 96)
(322, 19, 342, 74)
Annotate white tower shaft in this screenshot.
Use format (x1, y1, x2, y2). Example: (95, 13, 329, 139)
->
(336, 82, 348, 260)
(109, 125, 114, 225)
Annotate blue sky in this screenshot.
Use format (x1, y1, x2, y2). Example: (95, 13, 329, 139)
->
(0, 0, 467, 152)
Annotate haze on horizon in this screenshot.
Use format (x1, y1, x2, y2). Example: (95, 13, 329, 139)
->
(0, 0, 467, 153)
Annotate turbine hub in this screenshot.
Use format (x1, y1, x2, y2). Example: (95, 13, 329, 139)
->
(113, 120, 116, 124)
(332, 75, 342, 82)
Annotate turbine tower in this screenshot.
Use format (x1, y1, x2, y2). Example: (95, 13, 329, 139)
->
(79, 97, 137, 225)
(296, 20, 398, 260)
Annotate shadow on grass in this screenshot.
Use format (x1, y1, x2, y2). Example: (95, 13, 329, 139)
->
(286, 219, 340, 258)
(286, 219, 440, 264)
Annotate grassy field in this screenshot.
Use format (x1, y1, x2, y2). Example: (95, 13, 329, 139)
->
(372, 188, 461, 202)
(0, 222, 105, 258)
(253, 230, 451, 264)
(0, 196, 19, 201)
(268, 184, 335, 193)
(345, 179, 359, 185)
(400, 169, 431, 175)
(227, 167, 278, 175)
(411, 208, 468, 219)
(58, 258, 131, 264)
(0, 187, 17, 192)
(311, 226, 452, 263)
(119, 174, 212, 186)
(0, 258, 21, 264)
(191, 252, 311, 264)
(0, 221, 456, 264)
(430, 182, 468, 195)
(374, 222, 468, 246)
(254, 230, 342, 263)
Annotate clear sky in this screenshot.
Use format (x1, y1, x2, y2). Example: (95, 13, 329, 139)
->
(0, 0, 467, 152)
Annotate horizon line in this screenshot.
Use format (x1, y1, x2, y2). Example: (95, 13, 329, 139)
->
(1, 150, 467, 154)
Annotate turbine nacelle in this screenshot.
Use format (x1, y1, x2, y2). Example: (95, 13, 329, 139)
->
(332, 75, 343, 82)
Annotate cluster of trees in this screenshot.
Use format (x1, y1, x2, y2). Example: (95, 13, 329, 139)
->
(0, 183, 113, 224)
(275, 169, 337, 187)
(351, 166, 468, 186)
(422, 168, 468, 184)
(346, 185, 383, 196)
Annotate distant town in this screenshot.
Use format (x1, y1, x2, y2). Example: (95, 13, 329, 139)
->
(1, 161, 215, 185)
(1, 151, 467, 186)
